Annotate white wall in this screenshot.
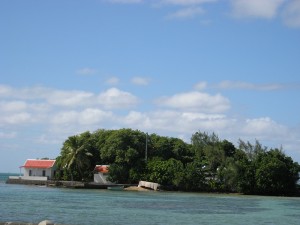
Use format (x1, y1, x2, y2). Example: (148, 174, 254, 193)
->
(23, 167, 55, 180)
(94, 173, 113, 184)
(9, 176, 48, 181)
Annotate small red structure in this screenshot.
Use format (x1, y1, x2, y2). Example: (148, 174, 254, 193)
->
(93, 165, 112, 184)
(94, 165, 109, 174)
(22, 159, 56, 169)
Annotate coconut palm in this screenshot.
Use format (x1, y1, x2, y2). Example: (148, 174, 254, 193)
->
(61, 133, 93, 181)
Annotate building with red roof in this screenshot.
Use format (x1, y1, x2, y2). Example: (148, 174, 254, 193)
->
(93, 165, 113, 184)
(21, 159, 56, 180)
(94, 165, 109, 174)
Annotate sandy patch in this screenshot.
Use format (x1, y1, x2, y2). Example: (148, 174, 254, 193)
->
(124, 186, 153, 191)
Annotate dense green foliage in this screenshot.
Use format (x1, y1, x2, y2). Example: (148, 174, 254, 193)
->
(56, 128, 300, 196)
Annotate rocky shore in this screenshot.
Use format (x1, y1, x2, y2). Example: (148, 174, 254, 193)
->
(0, 220, 66, 225)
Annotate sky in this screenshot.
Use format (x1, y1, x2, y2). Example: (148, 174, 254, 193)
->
(1, 0, 300, 173)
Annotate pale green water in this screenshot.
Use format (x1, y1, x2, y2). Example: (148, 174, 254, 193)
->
(1, 173, 300, 225)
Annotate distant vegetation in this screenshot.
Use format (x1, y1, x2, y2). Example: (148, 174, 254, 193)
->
(55, 128, 300, 196)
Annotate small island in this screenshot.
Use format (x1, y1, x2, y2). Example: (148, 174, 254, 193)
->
(8, 128, 300, 196)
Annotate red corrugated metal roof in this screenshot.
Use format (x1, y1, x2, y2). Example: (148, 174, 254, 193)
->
(22, 159, 56, 168)
(94, 165, 109, 174)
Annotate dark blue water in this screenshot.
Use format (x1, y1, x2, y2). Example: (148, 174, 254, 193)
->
(1, 173, 300, 225)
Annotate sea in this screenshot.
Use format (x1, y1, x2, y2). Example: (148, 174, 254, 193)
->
(1, 173, 300, 225)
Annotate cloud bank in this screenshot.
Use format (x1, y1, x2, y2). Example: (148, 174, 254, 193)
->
(0, 82, 297, 158)
(104, 0, 300, 28)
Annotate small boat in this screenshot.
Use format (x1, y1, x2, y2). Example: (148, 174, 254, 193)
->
(107, 185, 124, 191)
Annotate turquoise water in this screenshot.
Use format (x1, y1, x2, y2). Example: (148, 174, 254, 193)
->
(1, 173, 300, 225)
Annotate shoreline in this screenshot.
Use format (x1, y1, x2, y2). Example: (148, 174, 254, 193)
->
(4, 178, 300, 197)
(0, 220, 66, 225)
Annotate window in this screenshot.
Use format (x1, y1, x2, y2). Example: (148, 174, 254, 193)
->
(29, 170, 32, 176)
(42, 170, 46, 177)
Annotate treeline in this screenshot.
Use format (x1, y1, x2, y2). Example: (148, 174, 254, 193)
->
(55, 128, 300, 196)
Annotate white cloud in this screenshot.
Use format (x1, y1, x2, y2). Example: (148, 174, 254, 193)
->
(0, 112, 32, 125)
(282, 0, 300, 28)
(29, 103, 51, 113)
(76, 68, 97, 75)
(51, 110, 80, 125)
(181, 112, 225, 121)
(102, 0, 300, 28)
(79, 108, 113, 125)
(46, 90, 94, 107)
(106, 77, 120, 85)
(1, 84, 300, 166)
(123, 110, 180, 131)
(121, 109, 232, 135)
(194, 81, 207, 90)
(0, 85, 140, 109)
(156, 91, 230, 113)
(51, 108, 113, 125)
(0, 101, 27, 112)
(131, 77, 150, 86)
(233, 117, 291, 149)
(230, 0, 286, 19)
(0, 85, 140, 130)
(0, 85, 13, 96)
(0, 85, 52, 100)
(242, 117, 287, 138)
(158, 0, 217, 20)
(98, 88, 139, 109)
(166, 7, 204, 19)
(123, 111, 151, 128)
(39, 88, 139, 110)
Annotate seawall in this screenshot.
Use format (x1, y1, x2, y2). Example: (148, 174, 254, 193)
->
(6, 178, 131, 189)
(5, 178, 84, 188)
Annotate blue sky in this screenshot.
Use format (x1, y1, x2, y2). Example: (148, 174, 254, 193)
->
(1, 0, 300, 172)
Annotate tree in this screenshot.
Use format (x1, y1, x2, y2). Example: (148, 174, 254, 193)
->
(100, 129, 147, 183)
(221, 140, 236, 157)
(232, 149, 256, 194)
(170, 137, 193, 164)
(100, 129, 145, 163)
(59, 132, 93, 181)
(146, 158, 184, 188)
(217, 157, 239, 192)
(107, 163, 129, 184)
(191, 132, 219, 159)
(235, 139, 268, 194)
(180, 160, 207, 191)
(92, 129, 114, 163)
(255, 149, 300, 195)
(203, 145, 225, 171)
(238, 139, 266, 161)
(148, 134, 174, 160)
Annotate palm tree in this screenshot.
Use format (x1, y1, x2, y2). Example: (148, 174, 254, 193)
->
(61, 133, 93, 181)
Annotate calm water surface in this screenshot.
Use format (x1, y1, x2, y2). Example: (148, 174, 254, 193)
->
(1, 173, 300, 225)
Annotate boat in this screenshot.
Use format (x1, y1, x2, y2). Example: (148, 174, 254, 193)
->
(107, 185, 124, 191)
